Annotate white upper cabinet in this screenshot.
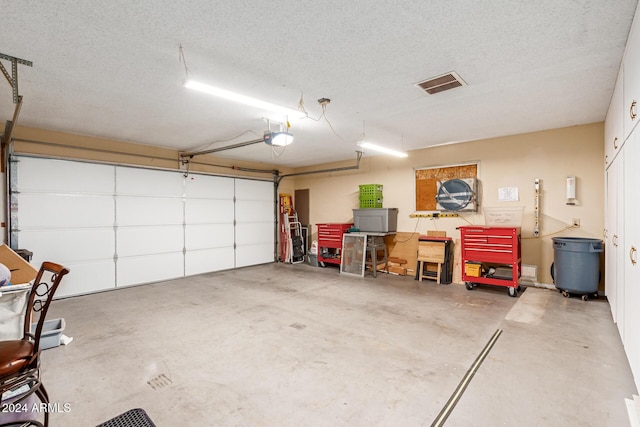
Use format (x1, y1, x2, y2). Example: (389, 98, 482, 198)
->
(605, 66, 624, 168)
(624, 5, 640, 140)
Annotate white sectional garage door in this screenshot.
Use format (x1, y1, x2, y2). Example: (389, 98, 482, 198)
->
(235, 179, 276, 267)
(10, 156, 275, 298)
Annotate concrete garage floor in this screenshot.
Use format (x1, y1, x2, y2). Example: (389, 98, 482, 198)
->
(37, 263, 636, 426)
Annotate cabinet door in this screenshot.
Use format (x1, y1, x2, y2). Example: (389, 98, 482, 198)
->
(606, 66, 624, 166)
(615, 153, 626, 340)
(624, 6, 640, 140)
(606, 152, 625, 340)
(605, 160, 619, 323)
(623, 129, 640, 392)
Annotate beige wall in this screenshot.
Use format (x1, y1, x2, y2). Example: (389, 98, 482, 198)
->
(293, 122, 605, 285)
(2, 123, 604, 285)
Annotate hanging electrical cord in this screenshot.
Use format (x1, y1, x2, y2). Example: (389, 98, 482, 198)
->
(324, 110, 349, 143)
(522, 224, 579, 240)
(297, 94, 323, 121)
(185, 129, 260, 153)
(270, 144, 287, 159)
(178, 43, 192, 81)
(459, 215, 475, 225)
(394, 218, 423, 243)
(297, 93, 355, 143)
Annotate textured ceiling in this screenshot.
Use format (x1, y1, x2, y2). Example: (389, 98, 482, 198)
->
(1, 1, 638, 167)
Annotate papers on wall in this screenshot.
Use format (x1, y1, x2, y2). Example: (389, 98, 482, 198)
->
(498, 187, 519, 202)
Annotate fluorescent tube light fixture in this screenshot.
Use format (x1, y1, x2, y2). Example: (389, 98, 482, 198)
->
(264, 131, 294, 146)
(359, 142, 408, 158)
(184, 80, 306, 119)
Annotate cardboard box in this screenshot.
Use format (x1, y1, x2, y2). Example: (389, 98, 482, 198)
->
(0, 245, 38, 285)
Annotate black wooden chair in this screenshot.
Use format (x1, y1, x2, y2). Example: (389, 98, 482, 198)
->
(0, 261, 70, 427)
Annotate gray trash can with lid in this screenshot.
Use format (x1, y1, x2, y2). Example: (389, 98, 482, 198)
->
(552, 237, 603, 299)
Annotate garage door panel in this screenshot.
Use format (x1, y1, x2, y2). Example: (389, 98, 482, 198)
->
(185, 175, 234, 199)
(117, 253, 183, 287)
(235, 179, 273, 201)
(117, 226, 184, 256)
(185, 199, 234, 224)
(236, 244, 274, 267)
(185, 248, 235, 275)
(16, 157, 115, 194)
(116, 167, 184, 197)
(17, 194, 114, 228)
(117, 197, 183, 226)
(18, 229, 114, 263)
(236, 200, 273, 222)
(236, 223, 275, 246)
(54, 260, 116, 298)
(185, 224, 234, 250)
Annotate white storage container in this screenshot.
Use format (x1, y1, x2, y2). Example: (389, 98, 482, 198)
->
(483, 206, 524, 227)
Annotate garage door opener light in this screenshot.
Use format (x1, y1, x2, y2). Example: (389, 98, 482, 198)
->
(264, 131, 294, 146)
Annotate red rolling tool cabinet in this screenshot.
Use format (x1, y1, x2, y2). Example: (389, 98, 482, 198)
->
(459, 226, 522, 297)
(317, 223, 353, 266)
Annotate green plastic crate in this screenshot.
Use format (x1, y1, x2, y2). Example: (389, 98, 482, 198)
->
(359, 192, 382, 201)
(359, 184, 383, 198)
(359, 197, 383, 208)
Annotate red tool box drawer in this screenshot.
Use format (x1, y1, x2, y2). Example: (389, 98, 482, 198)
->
(317, 223, 352, 246)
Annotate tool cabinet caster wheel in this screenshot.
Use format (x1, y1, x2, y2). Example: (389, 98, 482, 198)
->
(581, 294, 589, 301)
(508, 287, 518, 297)
(465, 282, 474, 290)
(562, 290, 570, 298)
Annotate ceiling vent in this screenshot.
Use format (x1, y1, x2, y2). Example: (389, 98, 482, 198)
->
(415, 71, 467, 95)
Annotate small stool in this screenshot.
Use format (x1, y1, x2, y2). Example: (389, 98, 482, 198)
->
(365, 236, 388, 277)
(418, 260, 443, 283)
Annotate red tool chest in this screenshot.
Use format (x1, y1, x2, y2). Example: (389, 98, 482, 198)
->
(317, 223, 352, 266)
(459, 226, 522, 297)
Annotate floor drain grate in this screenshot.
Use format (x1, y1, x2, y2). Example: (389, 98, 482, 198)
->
(147, 373, 172, 390)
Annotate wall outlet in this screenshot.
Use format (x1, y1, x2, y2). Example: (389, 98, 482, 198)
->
(572, 218, 580, 227)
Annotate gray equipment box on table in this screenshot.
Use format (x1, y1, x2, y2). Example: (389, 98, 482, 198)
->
(353, 208, 398, 232)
